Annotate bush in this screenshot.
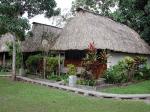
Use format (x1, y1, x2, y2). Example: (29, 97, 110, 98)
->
(67, 64, 77, 76)
(26, 54, 43, 74)
(104, 56, 148, 84)
(0, 66, 10, 72)
(104, 64, 128, 84)
(48, 73, 68, 83)
(46, 56, 59, 73)
(135, 64, 150, 80)
(77, 79, 96, 86)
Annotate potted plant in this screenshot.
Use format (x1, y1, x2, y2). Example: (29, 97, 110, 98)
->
(67, 64, 77, 87)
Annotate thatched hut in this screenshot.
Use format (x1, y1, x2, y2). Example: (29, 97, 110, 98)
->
(0, 22, 62, 67)
(52, 8, 150, 78)
(22, 22, 62, 53)
(0, 33, 14, 66)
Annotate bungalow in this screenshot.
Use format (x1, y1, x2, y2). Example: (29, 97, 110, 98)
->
(0, 22, 62, 68)
(52, 8, 150, 78)
(0, 33, 14, 67)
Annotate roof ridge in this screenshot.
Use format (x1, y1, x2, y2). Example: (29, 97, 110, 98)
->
(32, 22, 62, 29)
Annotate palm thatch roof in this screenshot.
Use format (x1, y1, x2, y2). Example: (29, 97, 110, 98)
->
(22, 22, 62, 52)
(52, 8, 150, 54)
(0, 33, 14, 52)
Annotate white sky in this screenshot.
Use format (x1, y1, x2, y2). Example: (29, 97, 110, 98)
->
(28, 0, 74, 26)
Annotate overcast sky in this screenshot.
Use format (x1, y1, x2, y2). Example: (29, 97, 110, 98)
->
(28, 0, 74, 25)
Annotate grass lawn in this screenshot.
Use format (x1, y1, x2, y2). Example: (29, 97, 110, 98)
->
(102, 80, 150, 94)
(0, 78, 150, 112)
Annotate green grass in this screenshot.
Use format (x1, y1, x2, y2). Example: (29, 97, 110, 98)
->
(0, 78, 150, 112)
(102, 80, 150, 94)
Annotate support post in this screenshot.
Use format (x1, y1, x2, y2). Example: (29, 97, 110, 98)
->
(12, 35, 16, 80)
(2, 52, 6, 67)
(43, 56, 46, 79)
(58, 53, 61, 76)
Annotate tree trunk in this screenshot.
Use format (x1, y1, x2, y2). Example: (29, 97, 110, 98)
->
(12, 36, 16, 80)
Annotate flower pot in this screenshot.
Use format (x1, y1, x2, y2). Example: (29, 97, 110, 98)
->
(19, 68, 25, 76)
(69, 75, 77, 87)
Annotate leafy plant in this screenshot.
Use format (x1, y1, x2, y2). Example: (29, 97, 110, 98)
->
(48, 73, 68, 83)
(135, 64, 150, 80)
(77, 79, 96, 86)
(6, 41, 23, 69)
(104, 56, 148, 84)
(45, 56, 64, 78)
(26, 54, 43, 74)
(82, 42, 108, 79)
(67, 64, 77, 76)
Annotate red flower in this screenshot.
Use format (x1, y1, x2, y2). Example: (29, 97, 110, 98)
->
(88, 41, 96, 52)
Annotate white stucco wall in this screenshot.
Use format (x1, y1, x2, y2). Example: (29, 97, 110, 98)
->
(107, 51, 150, 68)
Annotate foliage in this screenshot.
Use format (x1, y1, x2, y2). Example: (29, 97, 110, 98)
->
(104, 56, 148, 84)
(6, 41, 23, 69)
(0, 0, 60, 18)
(82, 42, 108, 79)
(77, 79, 96, 86)
(104, 63, 128, 84)
(0, 66, 9, 72)
(26, 54, 43, 73)
(48, 73, 68, 82)
(0, 3, 30, 40)
(111, 0, 150, 44)
(135, 64, 150, 80)
(46, 56, 61, 75)
(67, 64, 77, 76)
(72, 0, 118, 16)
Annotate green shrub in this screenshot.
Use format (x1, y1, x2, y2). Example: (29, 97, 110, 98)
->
(77, 79, 96, 86)
(104, 56, 148, 84)
(46, 56, 59, 72)
(104, 64, 128, 84)
(26, 54, 43, 73)
(48, 73, 68, 83)
(0, 66, 9, 72)
(67, 64, 77, 76)
(135, 64, 150, 80)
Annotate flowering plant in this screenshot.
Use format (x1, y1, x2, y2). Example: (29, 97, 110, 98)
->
(82, 41, 108, 79)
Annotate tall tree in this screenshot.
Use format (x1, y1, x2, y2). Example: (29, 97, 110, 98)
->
(0, 0, 60, 80)
(72, 0, 118, 16)
(111, 0, 150, 44)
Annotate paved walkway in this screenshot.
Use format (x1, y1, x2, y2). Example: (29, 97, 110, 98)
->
(16, 76, 150, 101)
(0, 75, 11, 77)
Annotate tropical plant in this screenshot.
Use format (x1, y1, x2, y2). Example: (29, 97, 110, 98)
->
(26, 54, 43, 74)
(82, 42, 108, 79)
(104, 56, 148, 84)
(67, 64, 77, 76)
(6, 41, 23, 69)
(46, 56, 61, 76)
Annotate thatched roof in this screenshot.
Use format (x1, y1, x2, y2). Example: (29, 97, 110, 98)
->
(0, 33, 14, 52)
(52, 8, 150, 54)
(22, 22, 62, 52)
